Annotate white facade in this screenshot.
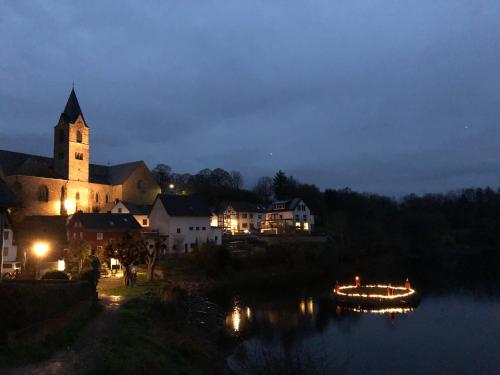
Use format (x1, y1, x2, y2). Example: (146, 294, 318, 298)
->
(2, 228, 17, 262)
(261, 199, 314, 234)
(149, 198, 222, 254)
(215, 205, 265, 234)
(111, 201, 150, 227)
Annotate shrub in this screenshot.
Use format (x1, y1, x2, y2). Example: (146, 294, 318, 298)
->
(41, 271, 70, 280)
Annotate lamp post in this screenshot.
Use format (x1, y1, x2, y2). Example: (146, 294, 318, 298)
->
(33, 241, 49, 279)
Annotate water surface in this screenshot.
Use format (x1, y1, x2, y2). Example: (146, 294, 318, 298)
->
(219, 288, 500, 374)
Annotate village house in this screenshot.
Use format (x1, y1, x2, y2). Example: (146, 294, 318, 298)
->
(1, 178, 19, 277)
(0, 89, 160, 223)
(212, 201, 267, 234)
(260, 198, 314, 234)
(111, 200, 152, 228)
(67, 212, 142, 256)
(14, 215, 69, 275)
(149, 194, 222, 254)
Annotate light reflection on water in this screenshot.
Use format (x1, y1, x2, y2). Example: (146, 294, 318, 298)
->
(224, 292, 500, 374)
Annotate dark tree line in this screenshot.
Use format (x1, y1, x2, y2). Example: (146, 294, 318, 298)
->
(152, 164, 500, 256)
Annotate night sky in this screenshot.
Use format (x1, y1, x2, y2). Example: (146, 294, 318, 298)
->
(1, 1, 499, 195)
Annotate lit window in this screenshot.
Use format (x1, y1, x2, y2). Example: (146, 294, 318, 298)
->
(97, 232, 103, 240)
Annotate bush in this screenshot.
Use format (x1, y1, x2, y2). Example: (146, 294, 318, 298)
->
(41, 271, 70, 280)
(0, 280, 96, 341)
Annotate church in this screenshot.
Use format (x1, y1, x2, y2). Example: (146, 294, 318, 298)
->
(0, 89, 160, 222)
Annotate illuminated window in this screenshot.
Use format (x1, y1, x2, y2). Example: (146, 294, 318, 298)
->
(38, 185, 49, 202)
(97, 232, 103, 240)
(76, 130, 82, 143)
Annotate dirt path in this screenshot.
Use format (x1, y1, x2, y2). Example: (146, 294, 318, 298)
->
(4, 277, 125, 375)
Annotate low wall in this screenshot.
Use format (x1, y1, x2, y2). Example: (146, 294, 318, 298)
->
(0, 280, 96, 346)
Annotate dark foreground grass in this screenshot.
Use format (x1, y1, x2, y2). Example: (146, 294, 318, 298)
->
(0, 303, 101, 368)
(90, 297, 200, 375)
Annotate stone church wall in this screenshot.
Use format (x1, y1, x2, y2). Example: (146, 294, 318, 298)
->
(121, 163, 161, 205)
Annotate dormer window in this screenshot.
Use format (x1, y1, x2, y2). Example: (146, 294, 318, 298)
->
(76, 130, 83, 143)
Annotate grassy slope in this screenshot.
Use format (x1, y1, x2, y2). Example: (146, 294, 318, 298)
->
(92, 272, 224, 375)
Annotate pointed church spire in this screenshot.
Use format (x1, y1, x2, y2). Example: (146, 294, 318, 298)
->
(62, 88, 85, 124)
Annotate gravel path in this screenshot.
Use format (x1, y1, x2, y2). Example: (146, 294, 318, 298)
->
(4, 278, 124, 375)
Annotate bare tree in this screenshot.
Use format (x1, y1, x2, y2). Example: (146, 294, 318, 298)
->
(231, 170, 243, 190)
(253, 176, 274, 203)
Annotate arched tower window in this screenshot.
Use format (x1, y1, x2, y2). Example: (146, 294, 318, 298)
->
(38, 185, 49, 202)
(105, 193, 110, 204)
(76, 130, 83, 143)
(95, 192, 99, 203)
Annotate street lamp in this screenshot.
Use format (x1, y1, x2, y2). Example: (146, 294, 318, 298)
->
(169, 184, 175, 190)
(33, 241, 49, 279)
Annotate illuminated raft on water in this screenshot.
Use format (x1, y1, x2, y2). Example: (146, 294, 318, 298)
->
(332, 277, 420, 307)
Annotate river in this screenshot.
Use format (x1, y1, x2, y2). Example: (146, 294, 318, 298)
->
(213, 284, 500, 374)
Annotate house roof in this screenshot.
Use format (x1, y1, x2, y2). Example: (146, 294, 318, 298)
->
(157, 194, 211, 217)
(61, 88, 86, 125)
(71, 213, 141, 231)
(0, 149, 146, 185)
(117, 201, 152, 215)
(0, 177, 19, 209)
(220, 201, 267, 213)
(270, 198, 303, 212)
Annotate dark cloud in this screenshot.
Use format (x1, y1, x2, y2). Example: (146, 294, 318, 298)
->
(1, 0, 499, 195)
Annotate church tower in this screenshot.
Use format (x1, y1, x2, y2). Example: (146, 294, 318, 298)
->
(53, 89, 90, 182)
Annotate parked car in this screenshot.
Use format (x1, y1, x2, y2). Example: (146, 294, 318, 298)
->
(1, 261, 22, 279)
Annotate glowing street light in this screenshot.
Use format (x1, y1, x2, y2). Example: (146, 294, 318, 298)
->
(33, 241, 49, 279)
(33, 242, 49, 257)
(169, 183, 175, 189)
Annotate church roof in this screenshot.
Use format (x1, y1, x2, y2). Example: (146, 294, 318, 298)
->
(61, 88, 86, 125)
(0, 149, 146, 185)
(156, 194, 212, 217)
